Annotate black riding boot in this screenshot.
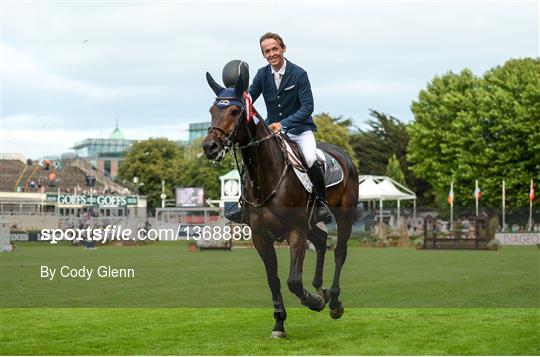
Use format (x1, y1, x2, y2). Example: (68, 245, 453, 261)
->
(225, 203, 248, 224)
(307, 162, 333, 224)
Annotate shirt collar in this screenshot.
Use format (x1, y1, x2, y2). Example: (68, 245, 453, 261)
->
(271, 59, 287, 76)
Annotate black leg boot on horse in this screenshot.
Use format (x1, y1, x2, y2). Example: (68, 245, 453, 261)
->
(307, 161, 333, 224)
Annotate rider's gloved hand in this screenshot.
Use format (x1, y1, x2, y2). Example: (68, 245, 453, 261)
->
(269, 122, 282, 134)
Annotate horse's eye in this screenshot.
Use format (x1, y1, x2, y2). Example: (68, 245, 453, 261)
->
(231, 109, 240, 116)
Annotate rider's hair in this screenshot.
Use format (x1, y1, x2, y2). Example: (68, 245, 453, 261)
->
(259, 32, 286, 50)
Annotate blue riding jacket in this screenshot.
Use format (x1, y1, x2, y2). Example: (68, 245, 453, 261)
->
(249, 59, 316, 135)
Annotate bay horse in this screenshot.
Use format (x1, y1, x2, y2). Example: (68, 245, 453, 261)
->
(202, 72, 359, 338)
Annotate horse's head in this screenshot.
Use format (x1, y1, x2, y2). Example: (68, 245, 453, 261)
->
(202, 66, 251, 161)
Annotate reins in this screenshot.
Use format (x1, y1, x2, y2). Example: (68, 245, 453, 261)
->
(208, 92, 292, 210)
(233, 110, 290, 209)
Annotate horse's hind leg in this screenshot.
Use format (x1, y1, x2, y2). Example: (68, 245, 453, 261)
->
(328, 207, 354, 319)
(287, 229, 325, 312)
(253, 233, 287, 338)
(306, 225, 330, 304)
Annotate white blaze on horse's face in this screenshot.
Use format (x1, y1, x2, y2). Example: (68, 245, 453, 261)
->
(202, 105, 243, 161)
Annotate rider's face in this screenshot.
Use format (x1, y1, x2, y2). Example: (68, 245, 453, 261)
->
(260, 39, 286, 70)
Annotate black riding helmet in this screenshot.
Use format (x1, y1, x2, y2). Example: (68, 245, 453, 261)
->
(222, 60, 250, 90)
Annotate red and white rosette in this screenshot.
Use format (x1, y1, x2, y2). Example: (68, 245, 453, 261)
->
(243, 92, 258, 124)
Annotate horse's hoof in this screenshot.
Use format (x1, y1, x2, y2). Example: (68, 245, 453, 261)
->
(330, 304, 344, 319)
(318, 288, 330, 304)
(308, 294, 325, 312)
(270, 330, 286, 339)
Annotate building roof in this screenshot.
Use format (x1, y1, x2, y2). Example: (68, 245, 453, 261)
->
(109, 123, 125, 140)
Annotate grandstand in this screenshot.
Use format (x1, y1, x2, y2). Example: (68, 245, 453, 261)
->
(0, 158, 128, 194)
(0, 156, 146, 230)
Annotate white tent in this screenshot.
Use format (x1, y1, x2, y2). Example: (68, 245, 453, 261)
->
(358, 175, 417, 225)
(357, 177, 381, 200)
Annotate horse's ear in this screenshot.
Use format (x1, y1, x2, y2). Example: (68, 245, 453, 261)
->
(234, 73, 246, 98)
(206, 72, 224, 95)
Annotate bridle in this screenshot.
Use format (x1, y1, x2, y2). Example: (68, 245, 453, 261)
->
(207, 93, 274, 154)
(207, 96, 247, 154)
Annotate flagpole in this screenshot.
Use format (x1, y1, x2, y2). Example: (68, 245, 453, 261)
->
(450, 182, 454, 231)
(40, 186, 44, 217)
(529, 179, 534, 231)
(502, 180, 506, 232)
(530, 198, 533, 231)
(475, 180, 479, 216)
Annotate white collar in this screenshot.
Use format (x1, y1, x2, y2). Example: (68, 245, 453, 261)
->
(271, 59, 287, 76)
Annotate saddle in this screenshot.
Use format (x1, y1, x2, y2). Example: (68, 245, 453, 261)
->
(279, 134, 344, 193)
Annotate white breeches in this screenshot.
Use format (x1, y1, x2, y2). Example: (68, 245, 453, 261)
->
(288, 130, 317, 168)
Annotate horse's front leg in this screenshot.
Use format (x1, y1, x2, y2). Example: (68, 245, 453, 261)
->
(307, 225, 330, 304)
(252, 231, 287, 338)
(287, 229, 325, 312)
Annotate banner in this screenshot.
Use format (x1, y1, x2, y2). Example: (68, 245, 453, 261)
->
(46, 194, 138, 207)
(495, 232, 540, 245)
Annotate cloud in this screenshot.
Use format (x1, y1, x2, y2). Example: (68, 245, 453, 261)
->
(1, 1, 537, 158)
(3, 45, 167, 102)
(0, 114, 190, 159)
(314, 79, 421, 97)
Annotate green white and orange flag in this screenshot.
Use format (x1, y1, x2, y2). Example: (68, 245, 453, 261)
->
(448, 183, 454, 205)
(474, 181, 481, 199)
(530, 179, 535, 203)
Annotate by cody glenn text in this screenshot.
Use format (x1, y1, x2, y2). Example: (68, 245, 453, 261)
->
(40, 265, 135, 280)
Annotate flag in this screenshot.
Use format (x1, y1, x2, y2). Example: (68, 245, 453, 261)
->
(530, 179, 535, 203)
(448, 183, 454, 205)
(474, 181, 481, 199)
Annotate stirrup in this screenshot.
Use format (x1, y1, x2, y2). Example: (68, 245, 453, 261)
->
(315, 201, 333, 224)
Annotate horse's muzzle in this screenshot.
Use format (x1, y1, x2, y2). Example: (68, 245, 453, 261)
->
(202, 137, 224, 161)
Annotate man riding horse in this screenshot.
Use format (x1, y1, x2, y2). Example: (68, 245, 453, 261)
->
(224, 32, 332, 225)
(202, 32, 359, 338)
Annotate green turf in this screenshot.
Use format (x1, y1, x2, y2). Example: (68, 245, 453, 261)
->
(2, 244, 539, 354)
(1, 243, 538, 307)
(1, 308, 538, 355)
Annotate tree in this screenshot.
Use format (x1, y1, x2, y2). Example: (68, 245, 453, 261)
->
(178, 137, 236, 200)
(350, 110, 408, 175)
(407, 58, 540, 208)
(118, 138, 185, 209)
(313, 113, 358, 168)
(118, 137, 237, 209)
(349, 110, 431, 202)
(386, 154, 406, 185)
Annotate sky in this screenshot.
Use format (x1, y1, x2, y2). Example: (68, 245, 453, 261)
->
(1, 0, 538, 159)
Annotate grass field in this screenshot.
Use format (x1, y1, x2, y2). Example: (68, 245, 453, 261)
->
(1, 242, 539, 354)
(1, 308, 539, 355)
(1, 242, 538, 307)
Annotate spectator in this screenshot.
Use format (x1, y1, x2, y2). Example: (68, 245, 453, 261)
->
(48, 172, 56, 186)
(26, 158, 32, 165)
